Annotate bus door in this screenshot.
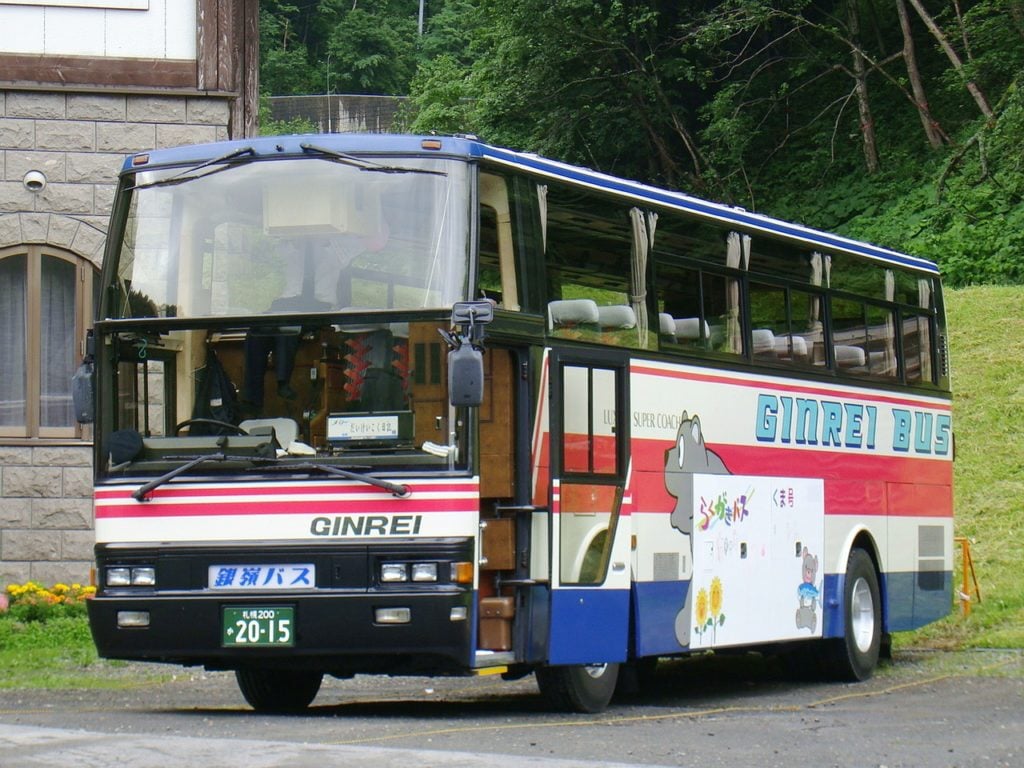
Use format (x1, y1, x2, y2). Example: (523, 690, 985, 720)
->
(547, 355, 631, 665)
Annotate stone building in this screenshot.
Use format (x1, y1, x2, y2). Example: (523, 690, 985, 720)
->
(0, 0, 258, 586)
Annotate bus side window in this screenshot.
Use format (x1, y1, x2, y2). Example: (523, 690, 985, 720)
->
(655, 260, 743, 358)
(479, 173, 520, 311)
(748, 282, 825, 367)
(543, 185, 649, 347)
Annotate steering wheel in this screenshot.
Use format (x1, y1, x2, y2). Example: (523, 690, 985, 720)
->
(174, 418, 248, 436)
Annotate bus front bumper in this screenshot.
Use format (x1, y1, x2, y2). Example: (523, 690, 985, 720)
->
(87, 590, 474, 675)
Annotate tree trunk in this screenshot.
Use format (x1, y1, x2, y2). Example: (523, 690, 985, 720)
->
(905, 0, 994, 119)
(896, 0, 945, 148)
(849, 0, 880, 173)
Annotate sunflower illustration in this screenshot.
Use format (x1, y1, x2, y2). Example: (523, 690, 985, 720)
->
(695, 587, 709, 629)
(710, 576, 724, 618)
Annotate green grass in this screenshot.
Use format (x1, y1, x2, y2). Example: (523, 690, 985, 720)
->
(0, 285, 1020, 688)
(0, 616, 168, 689)
(898, 284, 1024, 650)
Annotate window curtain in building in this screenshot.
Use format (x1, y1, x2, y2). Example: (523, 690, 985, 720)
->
(0, 255, 27, 427)
(40, 255, 76, 427)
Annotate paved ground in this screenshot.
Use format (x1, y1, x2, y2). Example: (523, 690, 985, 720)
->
(0, 649, 1021, 767)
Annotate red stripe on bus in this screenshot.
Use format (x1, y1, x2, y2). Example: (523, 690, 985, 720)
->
(94, 481, 478, 501)
(625, 442, 952, 518)
(94, 498, 478, 519)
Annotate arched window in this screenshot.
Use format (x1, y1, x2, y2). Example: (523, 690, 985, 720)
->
(0, 246, 98, 439)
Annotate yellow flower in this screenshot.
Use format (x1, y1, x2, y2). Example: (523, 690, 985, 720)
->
(695, 587, 709, 627)
(710, 576, 724, 618)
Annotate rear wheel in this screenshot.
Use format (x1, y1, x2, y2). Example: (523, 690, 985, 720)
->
(235, 668, 323, 712)
(536, 663, 619, 713)
(822, 548, 881, 681)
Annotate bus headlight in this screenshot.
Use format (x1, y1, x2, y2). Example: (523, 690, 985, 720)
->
(411, 563, 438, 582)
(106, 566, 156, 588)
(106, 567, 131, 587)
(131, 567, 156, 586)
(380, 563, 408, 583)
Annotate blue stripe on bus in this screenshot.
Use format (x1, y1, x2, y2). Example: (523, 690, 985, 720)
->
(884, 570, 954, 632)
(479, 145, 938, 275)
(821, 571, 952, 639)
(632, 580, 690, 657)
(548, 588, 630, 665)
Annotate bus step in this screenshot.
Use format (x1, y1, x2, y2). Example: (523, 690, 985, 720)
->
(474, 650, 515, 670)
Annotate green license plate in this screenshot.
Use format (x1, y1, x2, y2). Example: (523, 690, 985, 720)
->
(222, 606, 294, 647)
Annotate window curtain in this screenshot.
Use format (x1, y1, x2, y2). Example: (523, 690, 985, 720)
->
(0, 255, 27, 427)
(40, 255, 76, 427)
(725, 232, 750, 354)
(629, 207, 656, 348)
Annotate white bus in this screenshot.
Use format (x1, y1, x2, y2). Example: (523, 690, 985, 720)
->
(79, 134, 953, 713)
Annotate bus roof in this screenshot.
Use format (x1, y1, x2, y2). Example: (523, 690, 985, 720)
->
(125, 133, 939, 276)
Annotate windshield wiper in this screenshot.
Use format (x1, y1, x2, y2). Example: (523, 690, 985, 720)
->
(133, 452, 227, 501)
(261, 461, 411, 498)
(127, 146, 256, 191)
(299, 143, 447, 177)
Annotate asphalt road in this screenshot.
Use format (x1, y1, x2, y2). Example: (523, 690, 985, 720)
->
(0, 649, 1021, 767)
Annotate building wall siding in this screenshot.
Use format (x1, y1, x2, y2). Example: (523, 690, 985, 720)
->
(0, 444, 94, 585)
(0, 87, 233, 586)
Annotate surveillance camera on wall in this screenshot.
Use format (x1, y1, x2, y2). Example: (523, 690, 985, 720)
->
(23, 170, 47, 192)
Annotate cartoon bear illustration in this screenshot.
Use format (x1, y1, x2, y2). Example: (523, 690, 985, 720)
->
(665, 412, 730, 536)
(795, 546, 820, 632)
(663, 412, 731, 646)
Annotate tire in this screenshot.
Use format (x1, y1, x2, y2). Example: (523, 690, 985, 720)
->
(822, 548, 881, 681)
(536, 663, 619, 713)
(235, 668, 323, 712)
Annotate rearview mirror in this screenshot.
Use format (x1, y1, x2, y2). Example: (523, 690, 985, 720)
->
(445, 300, 494, 407)
(448, 344, 484, 407)
(72, 358, 95, 424)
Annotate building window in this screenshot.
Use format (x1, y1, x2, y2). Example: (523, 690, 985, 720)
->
(0, 246, 97, 439)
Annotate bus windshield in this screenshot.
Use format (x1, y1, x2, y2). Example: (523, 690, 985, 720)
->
(112, 156, 470, 320)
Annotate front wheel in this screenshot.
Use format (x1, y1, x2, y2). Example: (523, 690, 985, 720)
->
(822, 548, 881, 681)
(536, 663, 619, 713)
(235, 668, 323, 712)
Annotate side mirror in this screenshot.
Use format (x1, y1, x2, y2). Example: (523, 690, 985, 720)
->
(448, 343, 484, 407)
(72, 357, 95, 424)
(444, 300, 494, 407)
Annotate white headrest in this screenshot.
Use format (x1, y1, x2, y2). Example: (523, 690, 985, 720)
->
(548, 299, 600, 329)
(775, 335, 808, 356)
(597, 305, 636, 330)
(752, 328, 776, 353)
(674, 317, 710, 340)
(835, 345, 866, 367)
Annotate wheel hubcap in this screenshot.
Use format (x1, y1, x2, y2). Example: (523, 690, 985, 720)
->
(850, 576, 875, 653)
(583, 663, 608, 679)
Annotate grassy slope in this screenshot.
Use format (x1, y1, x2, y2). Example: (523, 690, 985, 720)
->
(901, 285, 1024, 649)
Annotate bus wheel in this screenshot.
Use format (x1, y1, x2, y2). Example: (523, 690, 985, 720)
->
(536, 663, 619, 713)
(235, 668, 323, 712)
(823, 548, 881, 681)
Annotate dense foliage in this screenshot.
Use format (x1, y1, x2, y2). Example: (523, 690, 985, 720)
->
(260, 1, 1024, 286)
